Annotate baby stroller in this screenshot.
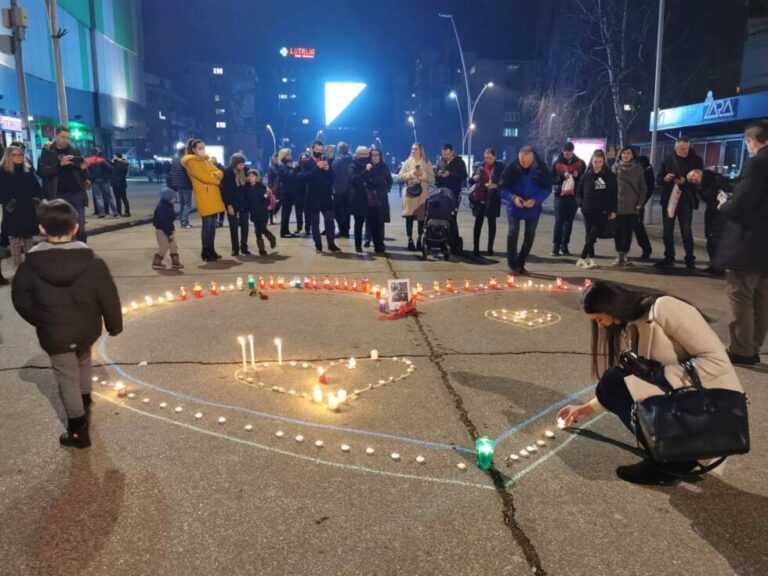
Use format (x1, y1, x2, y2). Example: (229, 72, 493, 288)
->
(421, 188, 460, 261)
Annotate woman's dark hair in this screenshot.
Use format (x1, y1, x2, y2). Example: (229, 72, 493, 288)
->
(186, 139, 203, 155)
(582, 281, 662, 378)
(484, 147, 496, 157)
(229, 152, 246, 169)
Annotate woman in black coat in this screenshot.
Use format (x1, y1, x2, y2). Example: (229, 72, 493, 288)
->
(0, 145, 42, 267)
(470, 148, 504, 257)
(576, 150, 617, 269)
(365, 148, 393, 248)
(221, 153, 249, 256)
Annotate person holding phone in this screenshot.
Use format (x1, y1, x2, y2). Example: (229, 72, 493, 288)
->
(37, 126, 89, 242)
(399, 143, 434, 251)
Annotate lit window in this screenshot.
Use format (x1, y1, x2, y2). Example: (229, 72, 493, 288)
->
(278, 94, 289, 100)
(216, 121, 227, 129)
(214, 95, 221, 102)
(212, 67, 224, 75)
(503, 127, 519, 138)
(158, 111, 166, 120)
(215, 108, 226, 115)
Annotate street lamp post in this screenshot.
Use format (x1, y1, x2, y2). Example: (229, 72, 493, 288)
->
(648, 0, 666, 226)
(547, 112, 557, 138)
(467, 82, 494, 165)
(44, 0, 68, 125)
(449, 91, 465, 157)
(265, 124, 277, 156)
(407, 115, 417, 144)
(440, 13, 471, 161)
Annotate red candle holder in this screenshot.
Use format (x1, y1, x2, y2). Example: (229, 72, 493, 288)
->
(210, 282, 220, 296)
(192, 283, 203, 299)
(323, 276, 331, 290)
(334, 277, 340, 290)
(179, 287, 189, 301)
(258, 277, 266, 290)
(269, 276, 276, 289)
(489, 278, 498, 290)
(362, 279, 370, 293)
(506, 275, 516, 288)
(312, 277, 319, 290)
(351, 280, 358, 291)
(446, 279, 454, 293)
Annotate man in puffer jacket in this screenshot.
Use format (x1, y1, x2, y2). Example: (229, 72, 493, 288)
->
(501, 146, 551, 274)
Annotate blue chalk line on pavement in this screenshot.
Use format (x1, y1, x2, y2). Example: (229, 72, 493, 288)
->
(96, 392, 495, 492)
(493, 383, 597, 445)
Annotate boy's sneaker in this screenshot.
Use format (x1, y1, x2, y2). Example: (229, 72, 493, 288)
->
(170, 254, 184, 270)
(584, 258, 598, 269)
(576, 258, 588, 269)
(152, 254, 165, 270)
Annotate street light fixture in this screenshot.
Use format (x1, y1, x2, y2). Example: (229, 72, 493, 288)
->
(467, 81, 494, 163)
(407, 115, 418, 144)
(265, 124, 277, 156)
(448, 91, 466, 156)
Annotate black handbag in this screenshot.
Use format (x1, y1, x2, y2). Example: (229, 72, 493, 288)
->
(632, 356, 750, 469)
(406, 184, 422, 198)
(597, 214, 617, 239)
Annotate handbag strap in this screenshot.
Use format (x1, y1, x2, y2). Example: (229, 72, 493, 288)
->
(681, 359, 704, 391)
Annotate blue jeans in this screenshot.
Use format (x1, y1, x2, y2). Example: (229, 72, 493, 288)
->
(310, 210, 335, 250)
(178, 188, 193, 226)
(553, 195, 578, 251)
(201, 215, 217, 258)
(507, 215, 539, 270)
(93, 181, 117, 216)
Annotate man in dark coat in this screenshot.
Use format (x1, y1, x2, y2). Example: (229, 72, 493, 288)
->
(551, 142, 586, 256)
(37, 126, 89, 242)
(111, 153, 130, 217)
(715, 120, 768, 366)
(435, 144, 468, 208)
(169, 146, 193, 228)
(655, 136, 703, 269)
(332, 142, 353, 238)
(687, 168, 731, 275)
(300, 141, 339, 253)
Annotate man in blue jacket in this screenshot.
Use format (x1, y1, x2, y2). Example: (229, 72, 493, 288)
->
(501, 146, 551, 274)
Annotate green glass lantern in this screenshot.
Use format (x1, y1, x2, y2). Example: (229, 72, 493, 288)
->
(475, 436, 495, 470)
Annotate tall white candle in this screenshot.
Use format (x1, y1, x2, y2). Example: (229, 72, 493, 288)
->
(248, 334, 256, 369)
(273, 338, 283, 365)
(238, 337, 247, 371)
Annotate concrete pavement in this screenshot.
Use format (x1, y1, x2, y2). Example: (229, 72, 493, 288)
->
(0, 191, 766, 576)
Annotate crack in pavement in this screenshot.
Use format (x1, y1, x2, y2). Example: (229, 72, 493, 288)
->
(382, 257, 547, 575)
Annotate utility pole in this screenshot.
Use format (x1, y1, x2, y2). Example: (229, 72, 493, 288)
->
(88, 0, 103, 150)
(2, 0, 36, 160)
(45, 0, 69, 126)
(648, 0, 665, 225)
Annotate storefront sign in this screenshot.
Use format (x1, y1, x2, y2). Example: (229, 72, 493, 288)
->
(0, 115, 22, 132)
(280, 46, 316, 59)
(703, 92, 737, 122)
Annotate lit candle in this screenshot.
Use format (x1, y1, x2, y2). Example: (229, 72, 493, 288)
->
(145, 295, 154, 307)
(556, 277, 564, 290)
(327, 392, 340, 412)
(273, 338, 283, 365)
(475, 436, 495, 470)
(506, 274, 516, 288)
(248, 334, 256, 368)
(236, 277, 244, 291)
(373, 285, 381, 299)
(269, 276, 275, 289)
(378, 299, 388, 313)
(247, 275, 256, 290)
(131, 301, 139, 310)
(257, 276, 264, 290)
(463, 279, 472, 291)
(362, 278, 370, 293)
(165, 290, 174, 301)
(489, 277, 498, 290)
(277, 277, 286, 289)
(193, 283, 203, 299)
(370, 349, 379, 361)
(157, 297, 166, 304)
(114, 381, 127, 397)
(343, 278, 349, 290)
(347, 357, 356, 369)
(323, 276, 331, 290)
(210, 282, 219, 295)
(313, 385, 324, 403)
(334, 277, 340, 290)
(179, 287, 188, 301)
(351, 280, 358, 291)
(415, 282, 423, 295)
(446, 279, 454, 292)
(317, 367, 327, 384)
(433, 281, 440, 294)
(121, 306, 128, 314)
(311, 277, 318, 290)
(337, 389, 348, 403)
(238, 336, 247, 371)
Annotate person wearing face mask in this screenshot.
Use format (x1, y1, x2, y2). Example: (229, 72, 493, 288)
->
(576, 150, 617, 269)
(0, 145, 42, 268)
(348, 146, 385, 254)
(365, 148, 393, 251)
(500, 145, 551, 274)
(273, 148, 303, 238)
(300, 140, 339, 253)
(182, 139, 225, 262)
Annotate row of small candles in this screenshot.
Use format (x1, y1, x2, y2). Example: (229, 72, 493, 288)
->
(120, 275, 593, 316)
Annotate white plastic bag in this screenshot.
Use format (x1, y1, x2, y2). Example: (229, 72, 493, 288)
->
(561, 174, 575, 196)
(667, 184, 682, 219)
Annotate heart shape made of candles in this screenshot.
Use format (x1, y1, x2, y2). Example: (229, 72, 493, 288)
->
(484, 308, 561, 329)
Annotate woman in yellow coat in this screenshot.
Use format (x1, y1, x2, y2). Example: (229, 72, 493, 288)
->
(182, 139, 224, 261)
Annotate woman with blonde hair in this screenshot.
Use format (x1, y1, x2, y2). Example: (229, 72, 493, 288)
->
(398, 143, 434, 251)
(182, 139, 225, 261)
(0, 144, 42, 268)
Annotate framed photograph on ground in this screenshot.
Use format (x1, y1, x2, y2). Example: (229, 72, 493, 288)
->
(387, 279, 411, 311)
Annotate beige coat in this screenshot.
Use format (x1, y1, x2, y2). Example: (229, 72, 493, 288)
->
(399, 157, 434, 220)
(625, 296, 743, 401)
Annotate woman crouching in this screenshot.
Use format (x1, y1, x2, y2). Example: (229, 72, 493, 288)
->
(558, 281, 743, 485)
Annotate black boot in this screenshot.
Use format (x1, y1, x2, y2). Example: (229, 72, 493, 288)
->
(616, 459, 696, 485)
(59, 416, 91, 449)
(82, 394, 92, 417)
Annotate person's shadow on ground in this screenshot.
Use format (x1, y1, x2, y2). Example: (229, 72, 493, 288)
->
(19, 354, 67, 426)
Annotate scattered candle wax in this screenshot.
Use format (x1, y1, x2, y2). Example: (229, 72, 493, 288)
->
(370, 349, 379, 360)
(142, 398, 150, 404)
(509, 454, 520, 461)
(557, 418, 566, 430)
(159, 402, 167, 409)
(519, 449, 530, 457)
(218, 417, 227, 424)
(275, 430, 285, 438)
(174, 406, 183, 413)
(194, 412, 203, 419)
(416, 455, 426, 464)
(545, 430, 556, 439)
(295, 435, 304, 443)
(457, 462, 467, 471)
(390, 452, 401, 461)
(315, 440, 324, 448)
(536, 440, 546, 447)
(365, 447, 375, 455)
(244, 424, 253, 431)
(341, 444, 351, 452)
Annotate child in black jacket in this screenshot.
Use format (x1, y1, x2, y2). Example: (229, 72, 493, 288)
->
(244, 170, 276, 256)
(152, 187, 183, 270)
(12, 200, 123, 448)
